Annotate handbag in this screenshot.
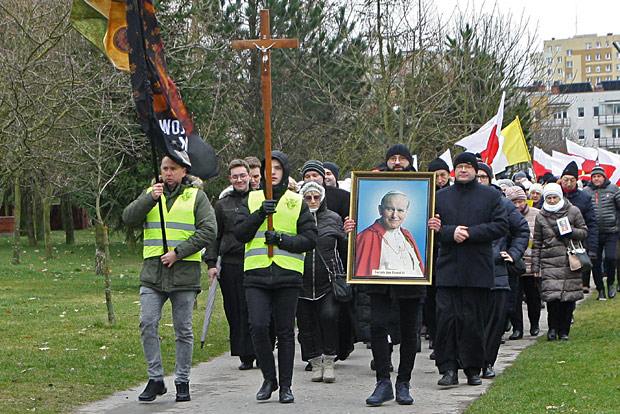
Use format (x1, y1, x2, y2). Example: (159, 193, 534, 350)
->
(316, 248, 352, 302)
(566, 240, 592, 273)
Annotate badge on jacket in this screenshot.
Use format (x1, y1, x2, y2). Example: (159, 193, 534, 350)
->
(286, 198, 298, 210)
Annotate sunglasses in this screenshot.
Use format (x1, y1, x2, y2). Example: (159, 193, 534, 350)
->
(304, 195, 321, 201)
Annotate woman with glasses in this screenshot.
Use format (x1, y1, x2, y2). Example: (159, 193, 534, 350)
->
(297, 181, 348, 383)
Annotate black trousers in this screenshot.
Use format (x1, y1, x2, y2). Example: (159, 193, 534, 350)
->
(423, 285, 437, 342)
(370, 292, 420, 382)
(506, 273, 520, 326)
(546, 300, 575, 336)
(510, 276, 541, 332)
(246, 286, 300, 387)
(297, 291, 340, 358)
(435, 287, 488, 375)
(219, 263, 255, 361)
(592, 233, 618, 291)
(484, 290, 508, 366)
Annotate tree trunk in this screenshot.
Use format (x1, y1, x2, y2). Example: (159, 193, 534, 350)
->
(95, 221, 115, 324)
(125, 227, 137, 251)
(42, 184, 53, 259)
(12, 177, 20, 264)
(61, 193, 75, 245)
(24, 186, 36, 246)
(34, 189, 44, 242)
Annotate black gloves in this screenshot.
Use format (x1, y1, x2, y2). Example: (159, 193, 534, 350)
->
(258, 199, 277, 218)
(264, 230, 282, 246)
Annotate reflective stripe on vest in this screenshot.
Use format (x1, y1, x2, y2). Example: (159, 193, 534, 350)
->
(245, 190, 305, 273)
(143, 186, 201, 261)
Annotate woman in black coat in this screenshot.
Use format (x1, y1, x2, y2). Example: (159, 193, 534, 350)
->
(296, 181, 348, 383)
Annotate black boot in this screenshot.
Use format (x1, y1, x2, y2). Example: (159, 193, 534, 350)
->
(279, 386, 294, 403)
(547, 329, 557, 341)
(256, 379, 278, 401)
(175, 381, 190, 402)
(481, 364, 495, 379)
(438, 370, 458, 386)
(608, 284, 616, 299)
(509, 330, 523, 340)
(138, 379, 166, 401)
(395, 381, 414, 405)
(530, 324, 540, 336)
(365, 380, 394, 406)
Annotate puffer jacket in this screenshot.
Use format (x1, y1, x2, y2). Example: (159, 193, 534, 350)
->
(521, 204, 539, 276)
(531, 200, 587, 303)
(122, 176, 217, 292)
(301, 201, 347, 299)
(563, 188, 598, 254)
(584, 178, 620, 234)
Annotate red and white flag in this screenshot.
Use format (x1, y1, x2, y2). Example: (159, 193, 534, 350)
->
(565, 139, 597, 173)
(597, 148, 620, 185)
(456, 92, 507, 173)
(533, 147, 554, 179)
(552, 151, 584, 172)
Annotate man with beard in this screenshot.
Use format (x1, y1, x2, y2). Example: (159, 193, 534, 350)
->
(428, 152, 508, 387)
(205, 159, 255, 370)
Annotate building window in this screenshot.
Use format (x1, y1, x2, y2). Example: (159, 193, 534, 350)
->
(594, 106, 599, 116)
(596, 54, 601, 61)
(586, 42, 592, 49)
(578, 107, 585, 117)
(617, 52, 620, 59)
(557, 57, 563, 63)
(606, 65, 612, 72)
(607, 76, 612, 81)
(567, 73, 574, 80)
(558, 68, 563, 74)
(596, 66, 601, 72)
(567, 49, 573, 56)
(596, 41, 601, 48)
(613, 128, 620, 138)
(586, 67, 592, 73)
(594, 129, 601, 138)
(578, 129, 585, 139)
(547, 46, 552, 53)
(567, 61, 573, 68)
(556, 45, 562, 52)
(606, 53, 611, 59)
(586, 55, 591, 61)
(547, 69, 553, 75)
(554, 111, 568, 119)
(597, 77, 602, 83)
(547, 57, 553, 64)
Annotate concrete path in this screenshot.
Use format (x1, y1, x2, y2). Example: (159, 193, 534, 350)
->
(75, 300, 559, 414)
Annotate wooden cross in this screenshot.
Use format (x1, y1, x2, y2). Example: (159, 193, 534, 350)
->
(232, 9, 298, 257)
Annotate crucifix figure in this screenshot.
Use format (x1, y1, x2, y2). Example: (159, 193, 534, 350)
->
(232, 9, 298, 257)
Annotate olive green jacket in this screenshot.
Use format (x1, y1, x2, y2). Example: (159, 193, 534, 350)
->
(122, 177, 216, 292)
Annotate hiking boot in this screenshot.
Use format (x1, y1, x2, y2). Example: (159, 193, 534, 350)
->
(322, 355, 336, 383)
(365, 380, 394, 406)
(175, 381, 190, 402)
(467, 374, 482, 386)
(310, 356, 323, 382)
(138, 379, 166, 401)
(395, 381, 413, 405)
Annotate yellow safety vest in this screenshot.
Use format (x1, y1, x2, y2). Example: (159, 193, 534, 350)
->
(143, 186, 201, 261)
(245, 190, 305, 273)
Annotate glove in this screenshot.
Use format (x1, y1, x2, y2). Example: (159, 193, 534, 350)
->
(264, 230, 282, 246)
(259, 199, 277, 217)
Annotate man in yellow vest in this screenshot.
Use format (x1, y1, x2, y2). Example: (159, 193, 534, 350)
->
(123, 156, 216, 403)
(234, 151, 317, 404)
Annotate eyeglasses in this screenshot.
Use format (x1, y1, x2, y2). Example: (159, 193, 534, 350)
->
(476, 175, 489, 180)
(230, 173, 248, 181)
(388, 155, 407, 163)
(304, 195, 321, 201)
(436, 171, 450, 178)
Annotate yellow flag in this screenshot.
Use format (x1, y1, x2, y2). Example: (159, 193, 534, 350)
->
(501, 116, 531, 165)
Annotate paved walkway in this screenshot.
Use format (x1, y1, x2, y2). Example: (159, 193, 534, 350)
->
(76, 300, 557, 414)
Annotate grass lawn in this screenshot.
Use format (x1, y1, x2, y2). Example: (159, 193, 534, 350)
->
(0, 229, 230, 413)
(467, 292, 620, 413)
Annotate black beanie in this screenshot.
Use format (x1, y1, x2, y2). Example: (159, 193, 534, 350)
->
(385, 144, 413, 166)
(561, 161, 579, 179)
(477, 162, 493, 179)
(453, 152, 479, 172)
(323, 162, 340, 180)
(302, 159, 325, 178)
(427, 157, 450, 173)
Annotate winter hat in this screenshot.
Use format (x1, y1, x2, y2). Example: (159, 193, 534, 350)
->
(299, 181, 325, 209)
(590, 166, 606, 178)
(323, 162, 340, 180)
(505, 186, 527, 201)
(428, 157, 450, 173)
(529, 183, 543, 195)
(477, 162, 493, 179)
(385, 144, 413, 166)
(512, 171, 527, 181)
(453, 152, 479, 172)
(561, 161, 579, 179)
(543, 183, 563, 200)
(302, 159, 325, 179)
(497, 179, 514, 188)
(540, 172, 558, 184)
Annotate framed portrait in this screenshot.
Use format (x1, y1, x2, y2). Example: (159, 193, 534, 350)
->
(347, 172, 435, 285)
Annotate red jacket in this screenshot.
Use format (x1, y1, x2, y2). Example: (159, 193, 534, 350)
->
(356, 219, 425, 276)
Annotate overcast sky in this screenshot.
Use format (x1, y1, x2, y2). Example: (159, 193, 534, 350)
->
(435, 0, 618, 47)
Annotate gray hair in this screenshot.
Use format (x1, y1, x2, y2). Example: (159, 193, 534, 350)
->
(380, 190, 410, 208)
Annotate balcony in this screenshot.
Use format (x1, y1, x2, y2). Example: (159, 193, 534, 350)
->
(597, 137, 620, 149)
(540, 118, 571, 128)
(598, 114, 620, 126)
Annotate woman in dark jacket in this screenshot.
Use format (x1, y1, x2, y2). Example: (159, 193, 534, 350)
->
(532, 183, 587, 341)
(296, 181, 347, 383)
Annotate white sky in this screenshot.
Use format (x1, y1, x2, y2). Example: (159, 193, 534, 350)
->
(435, 0, 619, 47)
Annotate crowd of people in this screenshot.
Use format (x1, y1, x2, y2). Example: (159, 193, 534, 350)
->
(123, 144, 620, 405)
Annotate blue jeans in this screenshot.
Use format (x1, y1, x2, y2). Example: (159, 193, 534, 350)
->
(139, 286, 197, 382)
